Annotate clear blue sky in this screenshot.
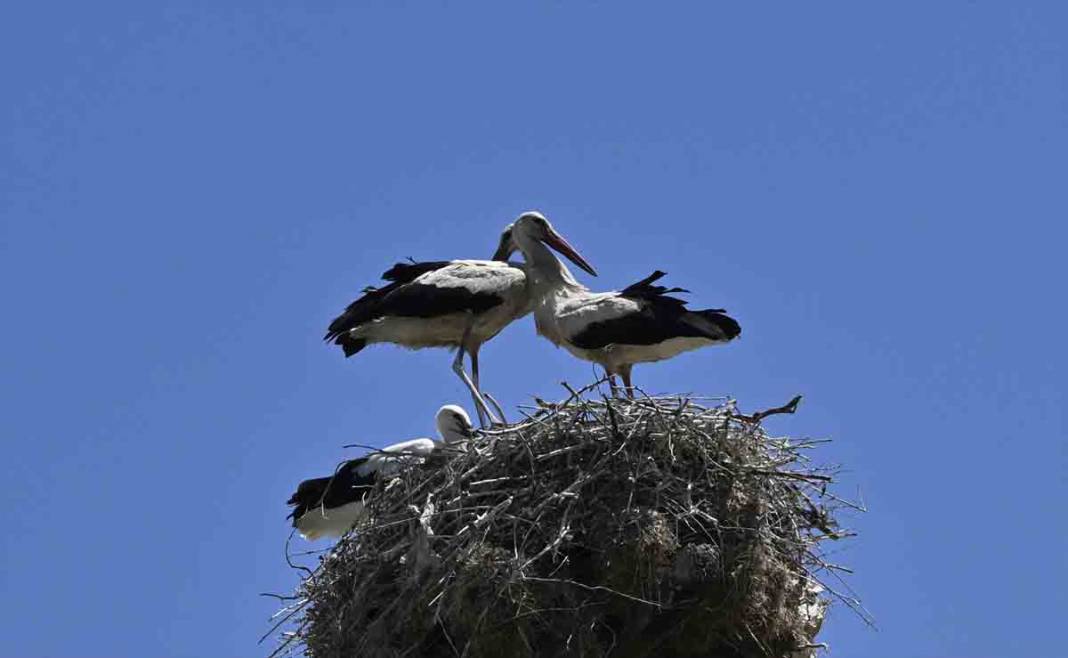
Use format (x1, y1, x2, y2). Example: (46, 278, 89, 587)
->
(2, 3, 1065, 656)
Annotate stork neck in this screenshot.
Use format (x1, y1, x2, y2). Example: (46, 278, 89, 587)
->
(516, 234, 586, 296)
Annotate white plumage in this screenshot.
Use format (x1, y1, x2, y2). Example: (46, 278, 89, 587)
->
(505, 212, 740, 396)
(534, 291, 642, 346)
(351, 261, 530, 350)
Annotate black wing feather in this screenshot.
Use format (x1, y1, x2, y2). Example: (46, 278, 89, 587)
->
(286, 458, 376, 523)
(380, 261, 452, 283)
(619, 270, 692, 306)
(571, 271, 741, 349)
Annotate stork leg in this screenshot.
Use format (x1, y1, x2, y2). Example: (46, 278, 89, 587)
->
(620, 365, 635, 400)
(453, 345, 495, 428)
(607, 372, 620, 398)
(470, 345, 483, 396)
(452, 322, 500, 428)
(470, 346, 507, 426)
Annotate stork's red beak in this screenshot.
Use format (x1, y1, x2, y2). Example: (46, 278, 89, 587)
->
(544, 228, 597, 277)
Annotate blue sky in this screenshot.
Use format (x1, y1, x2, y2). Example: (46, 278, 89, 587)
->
(2, 3, 1065, 656)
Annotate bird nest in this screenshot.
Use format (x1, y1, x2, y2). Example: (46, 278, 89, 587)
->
(268, 383, 862, 658)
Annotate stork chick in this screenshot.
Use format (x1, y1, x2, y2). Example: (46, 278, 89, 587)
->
(287, 405, 474, 540)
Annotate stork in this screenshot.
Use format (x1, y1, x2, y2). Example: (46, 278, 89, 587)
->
(287, 405, 474, 540)
(503, 212, 741, 397)
(324, 225, 564, 427)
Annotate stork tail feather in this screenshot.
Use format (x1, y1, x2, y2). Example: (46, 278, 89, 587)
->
(340, 337, 368, 357)
(692, 309, 742, 341)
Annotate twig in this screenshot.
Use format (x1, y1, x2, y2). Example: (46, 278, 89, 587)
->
(732, 394, 803, 423)
(277, 385, 858, 656)
(520, 576, 662, 608)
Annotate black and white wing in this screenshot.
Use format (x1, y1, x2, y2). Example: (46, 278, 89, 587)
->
(567, 271, 741, 349)
(286, 457, 376, 524)
(325, 260, 525, 356)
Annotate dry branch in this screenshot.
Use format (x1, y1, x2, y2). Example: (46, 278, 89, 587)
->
(268, 387, 856, 658)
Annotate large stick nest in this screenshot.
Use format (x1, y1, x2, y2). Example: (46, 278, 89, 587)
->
(272, 385, 859, 658)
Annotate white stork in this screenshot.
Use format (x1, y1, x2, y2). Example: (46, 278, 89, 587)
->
(503, 212, 741, 397)
(323, 225, 584, 427)
(287, 405, 474, 540)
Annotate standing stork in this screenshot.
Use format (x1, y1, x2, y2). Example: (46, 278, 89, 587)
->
(324, 224, 592, 426)
(503, 212, 741, 397)
(287, 405, 474, 540)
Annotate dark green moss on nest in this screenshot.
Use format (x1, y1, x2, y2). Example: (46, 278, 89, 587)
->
(275, 387, 854, 658)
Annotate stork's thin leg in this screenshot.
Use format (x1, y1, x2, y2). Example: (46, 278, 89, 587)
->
(470, 348, 507, 426)
(453, 345, 490, 428)
(620, 365, 635, 400)
(452, 322, 500, 428)
(470, 345, 482, 396)
(607, 371, 620, 398)
(469, 345, 488, 428)
(453, 345, 486, 427)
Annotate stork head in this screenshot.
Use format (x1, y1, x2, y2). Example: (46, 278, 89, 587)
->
(435, 405, 475, 444)
(510, 211, 598, 276)
(491, 224, 517, 261)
